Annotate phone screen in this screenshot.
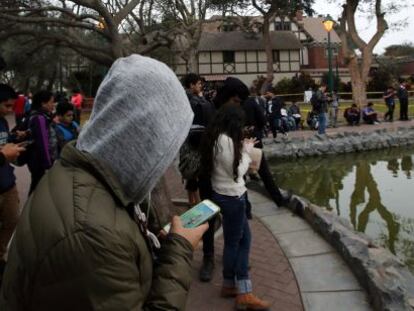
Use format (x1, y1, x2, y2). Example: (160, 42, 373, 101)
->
(163, 200, 219, 233)
(181, 201, 217, 228)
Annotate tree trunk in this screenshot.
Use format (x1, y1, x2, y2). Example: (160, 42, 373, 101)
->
(24, 77, 31, 94)
(186, 48, 198, 73)
(348, 57, 367, 107)
(111, 31, 124, 59)
(261, 13, 274, 94)
(35, 70, 45, 91)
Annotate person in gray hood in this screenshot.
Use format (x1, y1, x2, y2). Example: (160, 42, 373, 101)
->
(0, 54, 208, 311)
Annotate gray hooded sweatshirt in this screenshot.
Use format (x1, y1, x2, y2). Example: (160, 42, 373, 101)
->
(77, 54, 193, 203)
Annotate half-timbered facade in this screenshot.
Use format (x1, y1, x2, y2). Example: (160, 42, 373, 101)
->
(173, 12, 349, 86)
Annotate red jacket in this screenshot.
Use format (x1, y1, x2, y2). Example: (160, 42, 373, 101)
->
(71, 93, 83, 109)
(14, 95, 26, 116)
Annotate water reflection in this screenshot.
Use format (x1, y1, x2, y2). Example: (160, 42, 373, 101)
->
(401, 156, 413, 179)
(350, 162, 399, 254)
(269, 148, 414, 271)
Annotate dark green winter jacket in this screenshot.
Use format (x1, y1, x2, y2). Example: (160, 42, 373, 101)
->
(0, 143, 194, 311)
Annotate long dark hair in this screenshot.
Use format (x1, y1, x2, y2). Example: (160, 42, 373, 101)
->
(32, 90, 53, 111)
(201, 105, 245, 181)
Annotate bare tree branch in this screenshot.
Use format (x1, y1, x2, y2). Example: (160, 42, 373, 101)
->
(114, 0, 140, 25)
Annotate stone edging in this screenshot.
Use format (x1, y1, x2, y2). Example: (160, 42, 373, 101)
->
(287, 194, 414, 311)
(263, 127, 414, 159)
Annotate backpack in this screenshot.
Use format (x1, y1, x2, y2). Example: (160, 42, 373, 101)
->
(12, 112, 58, 167)
(310, 92, 321, 113)
(178, 125, 205, 180)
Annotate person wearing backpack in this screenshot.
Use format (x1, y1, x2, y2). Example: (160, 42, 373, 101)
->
(311, 84, 329, 135)
(55, 101, 80, 156)
(181, 73, 216, 282)
(0, 84, 25, 286)
(26, 90, 58, 194)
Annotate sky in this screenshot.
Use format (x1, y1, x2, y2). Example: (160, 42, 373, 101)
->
(313, 0, 414, 54)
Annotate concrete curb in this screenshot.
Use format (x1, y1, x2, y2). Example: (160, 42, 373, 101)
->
(263, 127, 414, 159)
(287, 195, 414, 311)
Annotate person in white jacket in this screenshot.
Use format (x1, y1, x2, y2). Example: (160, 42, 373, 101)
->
(201, 105, 270, 311)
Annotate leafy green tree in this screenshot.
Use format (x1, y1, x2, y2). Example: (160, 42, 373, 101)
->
(384, 43, 414, 58)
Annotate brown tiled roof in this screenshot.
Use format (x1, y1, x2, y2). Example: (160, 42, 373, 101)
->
(198, 31, 302, 51)
(301, 17, 341, 43)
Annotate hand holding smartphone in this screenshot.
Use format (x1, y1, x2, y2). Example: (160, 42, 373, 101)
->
(18, 140, 34, 148)
(163, 200, 220, 233)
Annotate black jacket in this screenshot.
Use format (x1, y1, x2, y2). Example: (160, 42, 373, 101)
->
(0, 117, 16, 193)
(185, 93, 215, 191)
(243, 96, 267, 139)
(270, 97, 283, 118)
(312, 90, 328, 113)
(398, 87, 408, 100)
(187, 92, 215, 127)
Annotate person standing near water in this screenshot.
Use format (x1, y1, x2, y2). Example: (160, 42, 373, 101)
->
(384, 86, 396, 122)
(202, 105, 270, 311)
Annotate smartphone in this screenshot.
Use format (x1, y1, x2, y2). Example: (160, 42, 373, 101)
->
(18, 140, 34, 148)
(163, 200, 220, 233)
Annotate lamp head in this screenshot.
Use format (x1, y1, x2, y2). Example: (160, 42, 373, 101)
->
(323, 15, 335, 32)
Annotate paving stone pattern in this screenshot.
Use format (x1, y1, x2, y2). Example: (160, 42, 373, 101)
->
(185, 218, 304, 311)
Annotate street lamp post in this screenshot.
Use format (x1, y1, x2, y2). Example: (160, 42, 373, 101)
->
(323, 15, 335, 95)
(335, 55, 339, 90)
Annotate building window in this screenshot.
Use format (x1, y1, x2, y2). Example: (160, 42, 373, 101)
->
(223, 51, 235, 63)
(274, 21, 291, 31)
(222, 24, 236, 32)
(273, 50, 280, 62)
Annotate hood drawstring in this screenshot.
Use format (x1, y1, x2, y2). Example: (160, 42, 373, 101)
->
(133, 196, 161, 251)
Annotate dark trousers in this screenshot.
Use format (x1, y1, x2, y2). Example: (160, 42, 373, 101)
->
(363, 113, 378, 124)
(28, 167, 45, 195)
(400, 98, 409, 120)
(0, 186, 19, 261)
(251, 140, 285, 207)
(384, 104, 395, 121)
(74, 108, 82, 125)
(269, 116, 277, 138)
(258, 154, 284, 206)
(199, 177, 216, 259)
(212, 192, 250, 283)
(15, 115, 24, 126)
(346, 115, 360, 125)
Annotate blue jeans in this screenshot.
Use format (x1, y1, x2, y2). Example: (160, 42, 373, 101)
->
(212, 191, 252, 294)
(318, 112, 327, 134)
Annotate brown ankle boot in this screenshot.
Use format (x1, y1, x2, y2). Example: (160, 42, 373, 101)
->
(235, 293, 270, 310)
(221, 286, 238, 298)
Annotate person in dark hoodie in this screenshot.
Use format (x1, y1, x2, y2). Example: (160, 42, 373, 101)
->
(0, 84, 25, 284)
(26, 90, 58, 194)
(182, 73, 216, 282)
(0, 55, 208, 311)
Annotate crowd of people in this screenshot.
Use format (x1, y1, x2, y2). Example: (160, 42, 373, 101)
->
(0, 53, 412, 311)
(342, 81, 410, 127)
(0, 85, 82, 289)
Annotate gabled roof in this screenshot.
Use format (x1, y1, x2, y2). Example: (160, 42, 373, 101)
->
(301, 17, 341, 44)
(198, 31, 302, 51)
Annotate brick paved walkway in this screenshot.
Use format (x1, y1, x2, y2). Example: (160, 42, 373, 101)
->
(185, 218, 304, 311)
(164, 166, 304, 311)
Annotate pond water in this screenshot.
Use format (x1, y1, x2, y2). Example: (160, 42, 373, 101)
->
(269, 147, 414, 272)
